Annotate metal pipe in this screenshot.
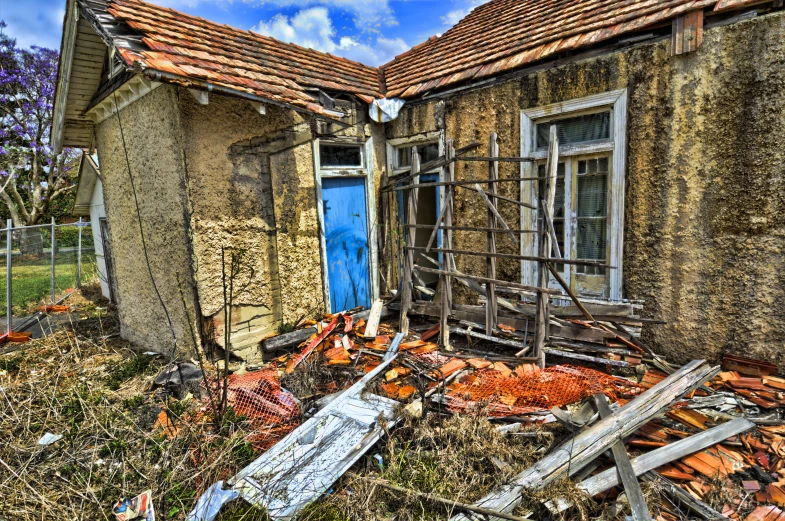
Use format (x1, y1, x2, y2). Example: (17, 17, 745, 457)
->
(50, 217, 56, 305)
(6, 219, 11, 335)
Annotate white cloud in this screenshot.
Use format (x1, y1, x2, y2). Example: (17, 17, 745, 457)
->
(441, 0, 490, 28)
(148, 0, 396, 33)
(252, 8, 407, 66)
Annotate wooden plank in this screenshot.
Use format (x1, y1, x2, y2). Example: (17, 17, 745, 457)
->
(364, 299, 384, 339)
(535, 125, 558, 368)
(451, 361, 717, 520)
(547, 417, 753, 515)
(399, 148, 420, 334)
(595, 394, 652, 521)
(386, 175, 566, 192)
(671, 9, 704, 56)
(389, 143, 480, 186)
(546, 263, 596, 323)
(406, 247, 613, 268)
(440, 141, 455, 350)
(414, 266, 560, 295)
(426, 185, 451, 252)
(486, 133, 499, 335)
(474, 183, 519, 245)
(544, 349, 630, 368)
(405, 224, 538, 234)
(452, 327, 528, 350)
(455, 184, 537, 210)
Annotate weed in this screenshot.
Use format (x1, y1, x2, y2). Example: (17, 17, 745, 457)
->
(232, 441, 257, 468)
(105, 354, 156, 390)
(0, 355, 23, 373)
(123, 395, 145, 410)
(217, 504, 270, 521)
(100, 438, 129, 457)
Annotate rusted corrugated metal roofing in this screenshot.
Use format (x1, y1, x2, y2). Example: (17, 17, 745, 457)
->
(382, 0, 763, 99)
(86, 0, 382, 117)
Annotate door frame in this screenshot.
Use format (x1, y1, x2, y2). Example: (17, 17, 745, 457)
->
(313, 137, 379, 313)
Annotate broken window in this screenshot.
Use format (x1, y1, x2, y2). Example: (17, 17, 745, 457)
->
(319, 144, 363, 168)
(522, 90, 627, 300)
(395, 142, 439, 169)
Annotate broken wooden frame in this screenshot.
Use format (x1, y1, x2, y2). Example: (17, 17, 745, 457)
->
(392, 128, 614, 366)
(450, 360, 719, 520)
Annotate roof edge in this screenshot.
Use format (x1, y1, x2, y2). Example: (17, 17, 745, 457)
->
(51, 0, 81, 154)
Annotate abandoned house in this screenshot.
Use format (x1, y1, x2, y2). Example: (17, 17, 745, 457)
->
(53, 0, 785, 367)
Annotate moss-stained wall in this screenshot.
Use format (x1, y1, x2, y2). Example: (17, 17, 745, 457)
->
(97, 84, 385, 360)
(173, 90, 328, 362)
(387, 12, 785, 367)
(95, 85, 200, 355)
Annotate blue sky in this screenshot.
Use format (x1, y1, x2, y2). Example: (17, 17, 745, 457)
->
(0, 0, 489, 66)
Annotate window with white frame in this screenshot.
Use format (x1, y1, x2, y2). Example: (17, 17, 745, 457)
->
(521, 90, 627, 301)
(319, 142, 364, 169)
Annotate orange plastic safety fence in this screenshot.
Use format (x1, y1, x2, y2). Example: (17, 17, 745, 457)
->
(446, 365, 645, 417)
(203, 365, 301, 450)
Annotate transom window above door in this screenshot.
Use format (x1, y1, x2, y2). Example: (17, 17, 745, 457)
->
(521, 89, 627, 301)
(319, 143, 364, 169)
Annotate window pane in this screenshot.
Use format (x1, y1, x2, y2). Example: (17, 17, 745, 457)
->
(538, 162, 565, 261)
(577, 219, 607, 261)
(577, 173, 607, 218)
(576, 159, 608, 263)
(536, 111, 611, 149)
(320, 144, 362, 167)
(397, 143, 439, 169)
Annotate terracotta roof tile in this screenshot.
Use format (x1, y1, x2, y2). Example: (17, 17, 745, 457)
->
(93, 0, 382, 117)
(382, 0, 762, 98)
(87, 0, 763, 112)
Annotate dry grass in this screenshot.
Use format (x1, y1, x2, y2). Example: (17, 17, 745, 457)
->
(299, 415, 555, 521)
(0, 294, 264, 521)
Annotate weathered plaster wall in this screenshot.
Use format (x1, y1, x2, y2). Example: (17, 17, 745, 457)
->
(387, 12, 785, 367)
(175, 90, 324, 362)
(95, 84, 200, 355)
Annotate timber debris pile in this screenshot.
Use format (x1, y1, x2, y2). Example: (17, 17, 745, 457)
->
(2, 289, 785, 521)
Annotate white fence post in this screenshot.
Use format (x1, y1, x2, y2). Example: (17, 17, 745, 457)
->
(6, 219, 11, 335)
(77, 217, 83, 288)
(51, 217, 56, 305)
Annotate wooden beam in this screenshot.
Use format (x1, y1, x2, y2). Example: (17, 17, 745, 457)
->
(405, 224, 538, 234)
(453, 327, 528, 350)
(451, 360, 717, 520)
(595, 394, 652, 521)
(547, 417, 753, 515)
(399, 147, 420, 334)
(486, 133, 499, 335)
(440, 141, 455, 350)
(405, 247, 613, 268)
(474, 183, 519, 245)
(535, 124, 558, 368)
(250, 101, 267, 115)
(189, 88, 209, 105)
(414, 266, 560, 295)
(456, 185, 538, 210)
(385, 175, 566, 193)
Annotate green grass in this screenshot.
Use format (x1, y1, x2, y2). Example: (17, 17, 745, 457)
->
(0, 251, 98, 315)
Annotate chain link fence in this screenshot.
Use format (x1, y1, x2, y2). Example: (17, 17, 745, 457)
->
(0, 219, 98, 336)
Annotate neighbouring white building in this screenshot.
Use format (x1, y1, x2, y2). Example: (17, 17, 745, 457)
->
(72, 152, 116, 302)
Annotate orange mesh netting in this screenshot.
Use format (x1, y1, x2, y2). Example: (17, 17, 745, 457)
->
(203, 365, 301, 450)
(446, 365, 645, 417)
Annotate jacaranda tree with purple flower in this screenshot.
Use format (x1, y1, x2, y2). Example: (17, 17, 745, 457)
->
(0, 22, 80, 249)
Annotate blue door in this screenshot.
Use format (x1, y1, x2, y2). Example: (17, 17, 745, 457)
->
(322, 177, 371, 313)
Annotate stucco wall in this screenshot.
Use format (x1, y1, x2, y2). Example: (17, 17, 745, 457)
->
(386, 12, 785, 367)
(95, 84, 201, 355)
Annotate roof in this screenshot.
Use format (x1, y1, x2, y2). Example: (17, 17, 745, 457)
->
(81, 0, 382, 115)
(382, 0, 764, 99)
